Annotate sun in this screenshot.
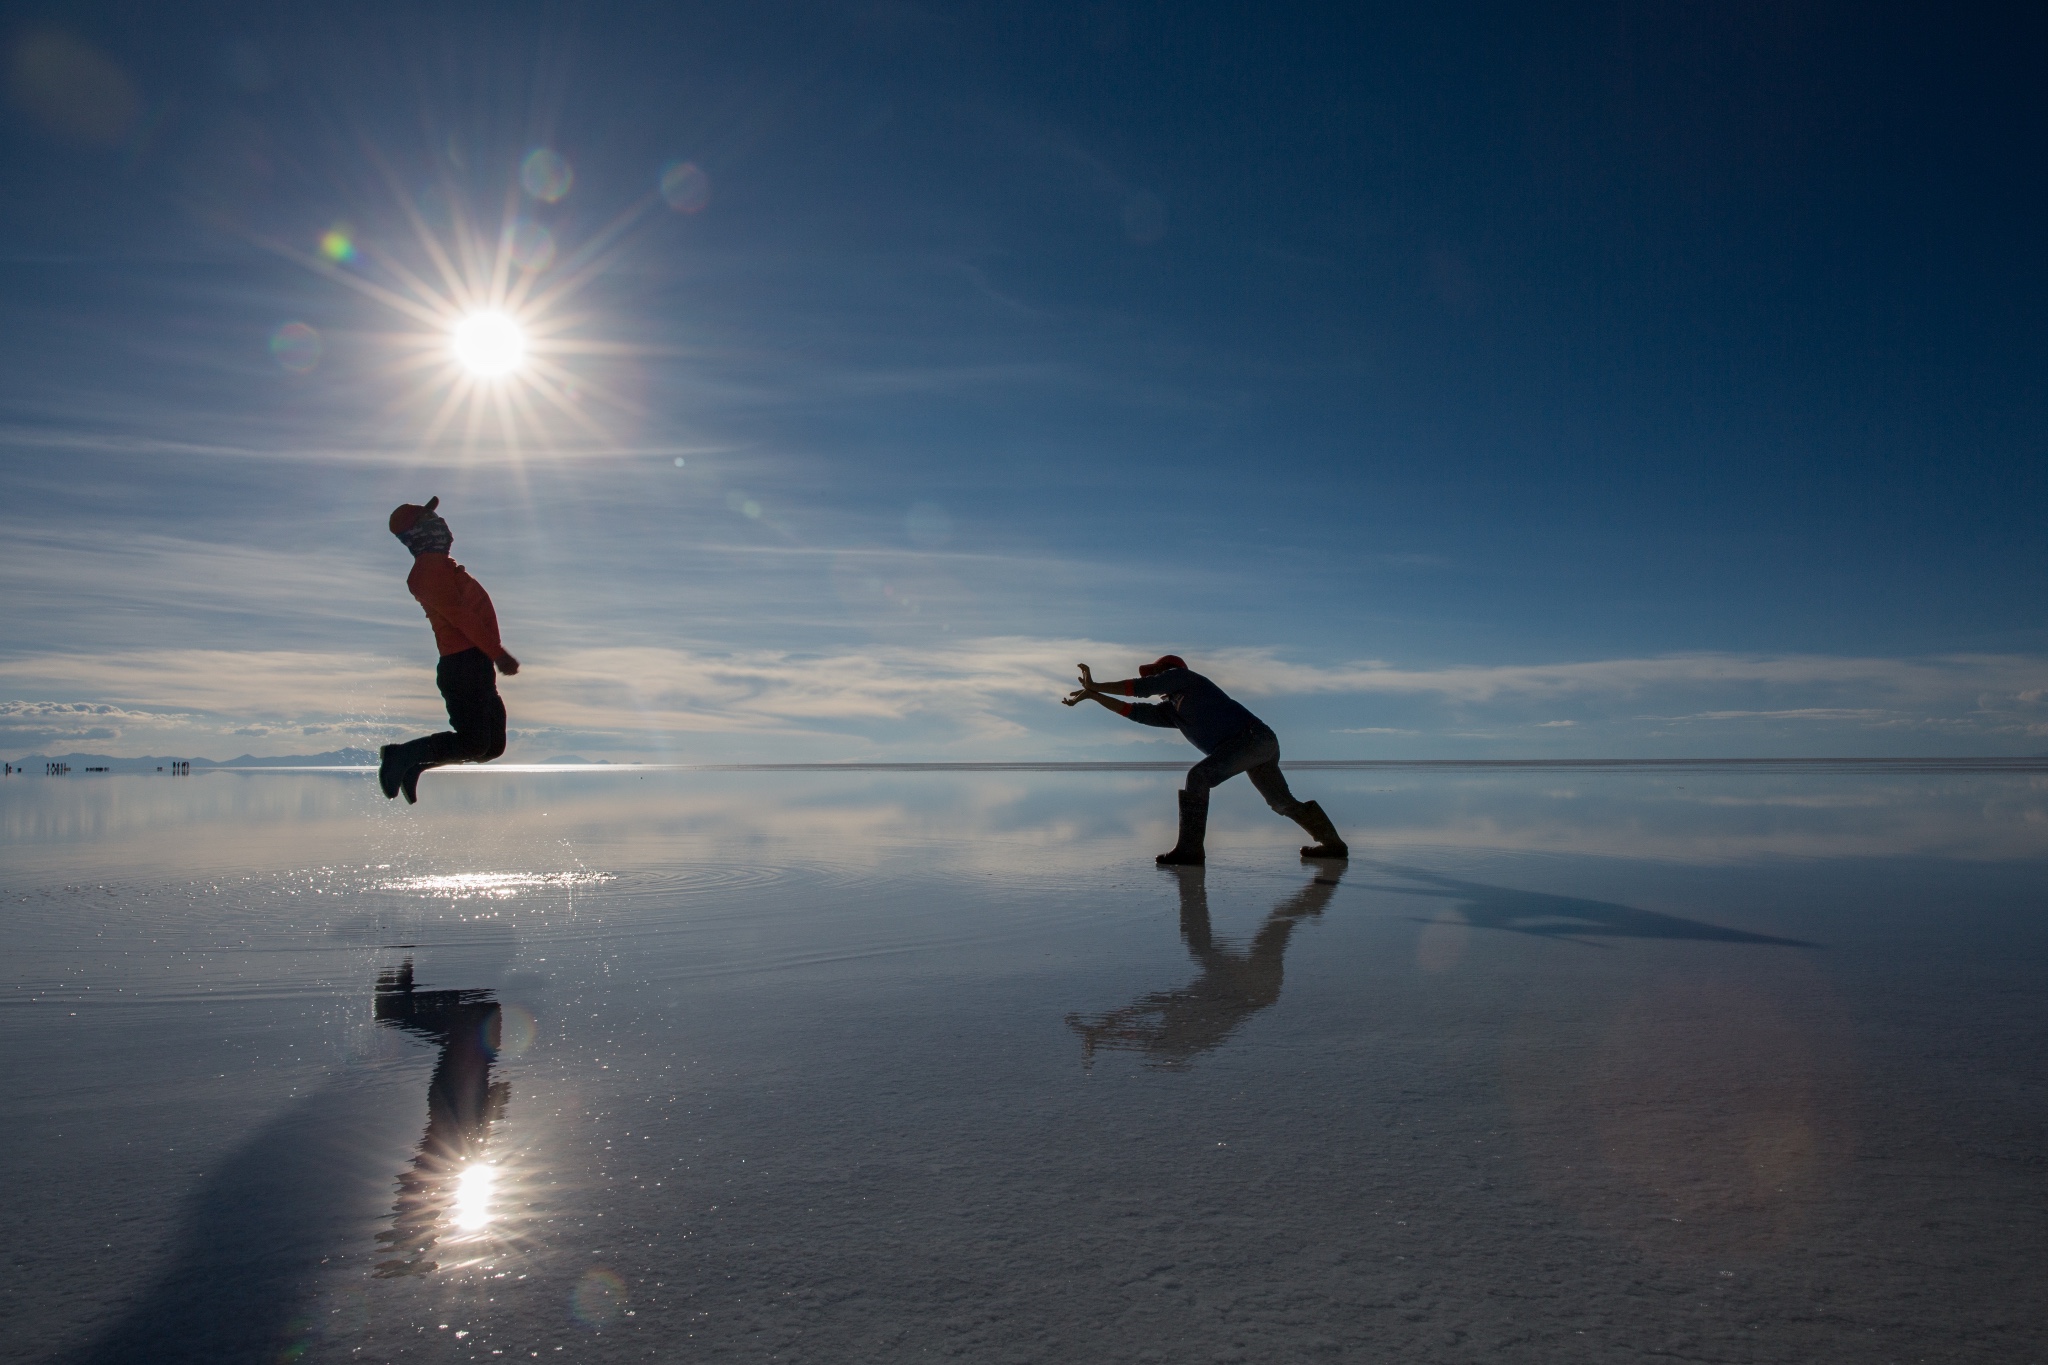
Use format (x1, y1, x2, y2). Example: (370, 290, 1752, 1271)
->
(267, 152, 659, 455)
(451, 311, 527, 378)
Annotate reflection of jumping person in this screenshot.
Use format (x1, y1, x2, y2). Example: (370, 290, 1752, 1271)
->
(372, 960, 507, 1277)
(1065, 655, 1346, 864)
(379, 498, 520, 804)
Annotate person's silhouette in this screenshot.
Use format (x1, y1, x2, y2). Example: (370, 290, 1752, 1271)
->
(378, 498, 521, 804)
(1067, 864, 1343, 1068)
(1065, 656, 1348, 864)
(371, 961, 507, 1276)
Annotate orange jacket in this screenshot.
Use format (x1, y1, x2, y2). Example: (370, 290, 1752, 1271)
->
(406, 554, 506, 659)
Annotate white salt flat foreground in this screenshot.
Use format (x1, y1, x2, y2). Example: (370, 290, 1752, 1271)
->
(3, 763, 2045, 1363)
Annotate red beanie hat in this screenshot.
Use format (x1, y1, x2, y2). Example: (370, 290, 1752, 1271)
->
(1138, 654, 1187, 677)
(388, 495, 440, 536)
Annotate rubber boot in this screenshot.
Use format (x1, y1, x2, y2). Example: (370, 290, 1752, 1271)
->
(1156, 788, 1208, 865)
(1287, 799, 1349, 860)
(377, 745, 403, 800)
(400, 762, 427, 805)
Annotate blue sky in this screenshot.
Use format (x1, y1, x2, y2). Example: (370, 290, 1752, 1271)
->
(3, 2, 2046, 761)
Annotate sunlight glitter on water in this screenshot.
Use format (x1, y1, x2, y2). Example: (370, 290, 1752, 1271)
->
(4, 766, 2046, 1364)
(375, 871, 615, 899)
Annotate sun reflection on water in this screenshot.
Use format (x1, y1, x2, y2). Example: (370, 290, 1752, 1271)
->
(453, 1162, 496, 1232)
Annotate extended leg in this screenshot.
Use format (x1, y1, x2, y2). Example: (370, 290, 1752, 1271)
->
(1248, 761, 1348, 860)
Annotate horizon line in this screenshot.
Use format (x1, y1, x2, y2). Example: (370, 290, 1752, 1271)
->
(16, 756, 2048, 774)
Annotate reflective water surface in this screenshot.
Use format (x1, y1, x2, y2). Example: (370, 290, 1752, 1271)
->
(4, 763, 2046, 1363)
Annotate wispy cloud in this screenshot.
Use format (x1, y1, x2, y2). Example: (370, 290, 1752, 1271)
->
(1204, 649, 2048, 705)
(0, 420, 731, 469)
(5, 639, 2047, 760)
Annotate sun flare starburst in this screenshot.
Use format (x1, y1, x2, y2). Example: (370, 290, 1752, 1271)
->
(267, 147, 658, 455)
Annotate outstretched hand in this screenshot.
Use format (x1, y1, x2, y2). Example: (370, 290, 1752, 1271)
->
(1063, 662, 1099, 707)
(495, 653, 521, 677)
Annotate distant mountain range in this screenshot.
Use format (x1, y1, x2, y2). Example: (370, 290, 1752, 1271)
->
(9, 749, 377, 772)
(7, 749, 615, 773)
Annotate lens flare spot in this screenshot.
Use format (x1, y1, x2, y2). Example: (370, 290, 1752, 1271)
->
(572, 1268, 627, 1327)
(659, 160, 711, 214)
(269, 321, 322, 374)
(505, 219, 555, 272)
(499, 1004, 538, 1057)
(520, 147, 573, 203)
(453, 1162, 495, 1232)
(451, 312, 526, 378)
(319, 225, 355, 263)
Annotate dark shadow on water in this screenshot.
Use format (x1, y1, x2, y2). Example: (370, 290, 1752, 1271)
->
(1067, 864, 1342, 1069)
(1363, 862, 1814, 947)
(61, 963, 505, 1365)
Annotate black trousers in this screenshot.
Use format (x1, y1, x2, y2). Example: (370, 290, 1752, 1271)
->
(1185, 723, 1300, 812)
(391, 648, 506, 770)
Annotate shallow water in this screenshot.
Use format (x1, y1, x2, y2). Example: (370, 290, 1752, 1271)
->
(4, 763, 2046, 1363)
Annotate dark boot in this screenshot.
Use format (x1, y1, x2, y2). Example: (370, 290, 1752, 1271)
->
(1287, 800, 1348, 860)
(377, 745, 403, 800)
(1156, 788, 1208, 865)
(400, 763, 426, 805)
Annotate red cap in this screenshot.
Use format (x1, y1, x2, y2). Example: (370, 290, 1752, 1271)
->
(1138, 654, 1187, 677)
(388, 495, 440, 536)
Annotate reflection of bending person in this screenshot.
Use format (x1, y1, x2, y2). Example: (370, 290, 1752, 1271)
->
(378, 497, 521, 805)
(1065, 655, 1346, 864)
(372, 961, 507, 1277)
(1068, 864, 1342, 1068)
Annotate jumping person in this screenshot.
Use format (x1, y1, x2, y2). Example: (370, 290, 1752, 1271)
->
(378, 498, 519, 804)
(1064, 655, 1347, 864)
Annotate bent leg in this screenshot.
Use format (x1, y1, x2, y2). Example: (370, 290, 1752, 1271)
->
(1247, 754, 1348, 859)
(1183, 753, 1231, 796)
(1187, 726, 1281, 796)
(387, 651, 506, 802)
(1164, 729, 1281, 864)
(435, 648, 506, 764)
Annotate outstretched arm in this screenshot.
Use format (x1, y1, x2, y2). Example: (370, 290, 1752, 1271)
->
(1064, 667, 1176, 727)
(1063, 662, 1138, 706)
(1064, 687, 1132, 715)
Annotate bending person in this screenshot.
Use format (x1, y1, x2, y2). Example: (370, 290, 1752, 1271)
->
(379, 497, 520, 804)
(1065, 654, 1346, 864)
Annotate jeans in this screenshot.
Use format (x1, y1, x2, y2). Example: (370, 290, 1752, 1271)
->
(1185, 723, 1299, 812)
(391, 648, 506, 770)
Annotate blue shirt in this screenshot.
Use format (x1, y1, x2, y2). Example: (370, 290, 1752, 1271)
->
(1124, 668, 1266, 755)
